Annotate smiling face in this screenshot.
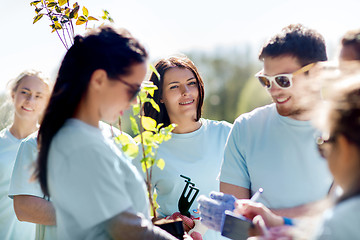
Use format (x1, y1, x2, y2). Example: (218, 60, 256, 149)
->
(12, 75, 49, 123)
(160, 67, 199, 124)
(263, 55, 312, 120)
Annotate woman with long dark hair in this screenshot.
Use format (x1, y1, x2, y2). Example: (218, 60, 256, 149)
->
(36, 26, 181, 239)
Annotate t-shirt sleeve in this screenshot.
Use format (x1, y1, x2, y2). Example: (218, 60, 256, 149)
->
(50, 144, 134, 230)
(9, 139, 43, 199)
(219, 119, 250, 189)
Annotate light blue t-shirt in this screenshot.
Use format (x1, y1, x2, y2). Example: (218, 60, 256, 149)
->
(8, 122, 134, 240)
(220, 104, 332, 209)
(314, 195, 360, 239)
(133, 119, 232, 240)
(48, 119, 149, 239)
(0, 128, 36, 240)
(8, 131, 56, 240)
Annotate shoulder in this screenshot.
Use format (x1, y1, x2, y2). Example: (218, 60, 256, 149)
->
(236, 104, 274, 122)
(52, 120, 106, 154)
(99, 121, 135, 145)
(0, 127, 9, 140)
(202, 119, 232, 130)
(317, 196, 360, 239)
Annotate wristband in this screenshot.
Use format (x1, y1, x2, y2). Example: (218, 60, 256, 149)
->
(283, 217, 294, 226)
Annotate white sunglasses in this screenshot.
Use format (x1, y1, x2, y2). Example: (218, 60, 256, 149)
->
(255, 63, 315, 89)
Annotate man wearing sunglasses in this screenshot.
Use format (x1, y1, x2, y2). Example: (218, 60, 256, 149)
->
(219, 24, 333, 219)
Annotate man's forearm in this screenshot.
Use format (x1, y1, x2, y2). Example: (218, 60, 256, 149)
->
(271, 198, 331, 219)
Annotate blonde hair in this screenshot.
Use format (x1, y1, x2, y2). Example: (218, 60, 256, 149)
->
(7, 69, 51, 96)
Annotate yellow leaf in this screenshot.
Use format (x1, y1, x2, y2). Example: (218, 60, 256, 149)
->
(88, 16, 98, 21)
(156, 158, 165, 170)
(150, 99, 160, 112)
(141, 116, 157, 131)
(115, 134, 130, 145)
(82, 6, 88, 17)
(76, 17, 86, 25)
(122, 143, 139, 159)
(149, 63, 160, 80)
(33, 14, 44, 24)
(54, 21, 62, 29)
(58, 0, 67, 6)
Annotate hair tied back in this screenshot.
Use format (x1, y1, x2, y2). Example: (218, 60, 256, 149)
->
(74, 35, 84, 45)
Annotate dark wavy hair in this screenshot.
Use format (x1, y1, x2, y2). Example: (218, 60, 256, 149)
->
(36, 26, 147, 196)
(326, 76, 360, 203)
(259, 24, 328, 66)
(341, 29, 360, 60)
(144, 56, 205, 127)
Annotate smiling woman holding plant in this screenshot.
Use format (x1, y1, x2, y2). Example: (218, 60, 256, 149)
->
(134, 55, 232, 240)
(35, 26, 183, 239)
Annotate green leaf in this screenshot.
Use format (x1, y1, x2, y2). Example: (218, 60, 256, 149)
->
(144, 145, 153, 157)
(33, 14, 44, 24)
(82, 6, 88, 17)
(122, 143, 139, 159)
(132, 103, 140, 116)
(58, 0, 68, 6)
(143, 84, 158, 97)
(156, 158, 165, 170)
(141, 116, 157, 132)
(138, 90, 147, 103)
(130, 115, 140, 135)
(30, 1, 41, 6)
(88, 16, 98, 21)
(149, 63, 160, 80)
(150, 98, 160, 112)
(142, 131, 155, 145)
(70, 5, 79, 19)
(47, 2, 57, 7)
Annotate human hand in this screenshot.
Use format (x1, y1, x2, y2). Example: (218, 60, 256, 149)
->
(234, 200, 284, 228)
(197, 191, 236, 232)
(248, 215, 294, 240)
(166, 212, 203, 240)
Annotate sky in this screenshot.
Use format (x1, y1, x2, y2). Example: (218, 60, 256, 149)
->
(0, 0, 359, 93)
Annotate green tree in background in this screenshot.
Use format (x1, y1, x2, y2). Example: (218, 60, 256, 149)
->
(186, 46, 271, 123)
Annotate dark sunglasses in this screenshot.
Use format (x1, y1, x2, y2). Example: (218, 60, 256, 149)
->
(117, 78, 141, 102)
(255, 63, 315, 89)
(316, 135, 336, 159)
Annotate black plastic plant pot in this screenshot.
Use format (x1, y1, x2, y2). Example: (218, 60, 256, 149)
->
(155, 220, 184, 240)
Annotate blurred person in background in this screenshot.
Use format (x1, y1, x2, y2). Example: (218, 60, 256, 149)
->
(339, 28, 360, 61)
(0, 70, 50, 240)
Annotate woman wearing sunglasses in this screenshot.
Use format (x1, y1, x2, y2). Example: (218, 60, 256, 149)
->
(133, 55, 232, 240)
(223, 74, 360, 239)
(35, 26, 183, 239)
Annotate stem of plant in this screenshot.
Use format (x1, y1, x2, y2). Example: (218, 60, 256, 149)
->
(43, 3, 68, 49)
(138, 99, 157, 220)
